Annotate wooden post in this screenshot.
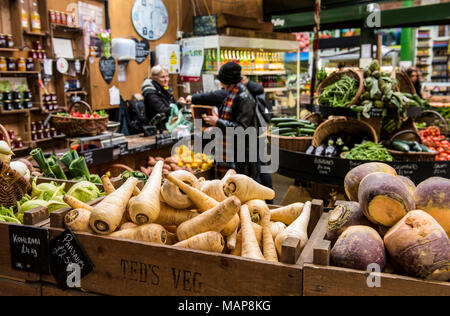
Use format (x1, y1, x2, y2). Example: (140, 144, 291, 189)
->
(280, 237, 301, 264)
(313, 240, 331, 266)
(310, 0, 321, 106)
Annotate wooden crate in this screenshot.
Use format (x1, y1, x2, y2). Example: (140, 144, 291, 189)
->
(0, 207, 49, 283)
(0, 277, 41, 296)
(302, 212, 450, 296)
(41, 284, 100, 296)
(41, 200, 325, 296)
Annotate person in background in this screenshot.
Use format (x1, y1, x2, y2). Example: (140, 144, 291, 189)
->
(198, 62, 259, 180)
(184, 74, 274, 197)
(141, 65, 185, 124)
(406, 67, 429, 99)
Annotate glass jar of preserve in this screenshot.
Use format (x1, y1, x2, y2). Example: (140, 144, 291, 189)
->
(31, 121, 37, 132)
(51, 93, 57, 102)
(8, 130, 15, 140)
(12, 99, 23, 110)
(0, 34, 6, 48)
(49, 10, 56, 24)
(52, 101, 59, 111)
(61, 12, 67, 25)
(55, 11, 61, 25)
(37, 121, 44, 131)
(6, 57, 16, 71)
(23, 90, 32, 100)
(0, 57, 7, 72)
(44, 129, 50, 139)
(41, 50, 47, 60)
(15, 137, 24, 149)
(6, 35, 14, 48)
(24, 99, 33, 108)
(31, 131, 37, 141)
(18, 58, 26, 71)
(47, 102, 53, 111)
(26, 58, 35, 71)
(12, 90, 21, 100)
(3, 91, 12, 101)
(37, 130, 44, 140)
(29, 50, 37, 59)
(51, 128, 57, 137)
(34, 41, 42, 51)
(3, 100, 12, 111)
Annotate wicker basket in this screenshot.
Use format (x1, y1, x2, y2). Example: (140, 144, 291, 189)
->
(51, 101, 109, 137)
(316, 68, 365, 107)
(312, 116, 378, 148)
(386, 130, 438, 162)
(415, 110, 449, 136)
(267, 132, 313, 153)
(393, 70, 416, 95)
(0, 124, 31, 208)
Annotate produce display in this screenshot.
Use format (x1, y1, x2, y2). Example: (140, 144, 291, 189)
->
(62, 164, 313, 263)
(31, 148, 102, 184)
(55, 109, 108, 119)
(328, 162, 449, 282)
(318, 75, 359, 108)
(419, 126, 450, 161)
(306, 132, 374, 158)
(344, 142, 393, 162)
(270, 117, 318, 137)
(139, 146, 214, 176)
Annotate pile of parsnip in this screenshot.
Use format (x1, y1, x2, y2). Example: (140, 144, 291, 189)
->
(63, 161, 312, 262)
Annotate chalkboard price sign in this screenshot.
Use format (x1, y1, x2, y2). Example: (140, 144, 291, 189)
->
(119, 142, 129, 156)
(50, 229, 94, 290)
(9, 224, 50, 274)
(99, 56, 116, 84)
(133, 39, 150, 64)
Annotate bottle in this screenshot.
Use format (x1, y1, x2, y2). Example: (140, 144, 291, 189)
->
(0, 57, 6, 72)
(219, 50, 224, 68)
(20, 0, 29, 30)
(211, 49, 217, 72)
(251, 51, 256, 72)
(31, 1, 41, 33)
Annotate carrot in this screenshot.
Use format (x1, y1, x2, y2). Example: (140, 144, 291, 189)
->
(166, 172, 218, 213)
(275, 201, 311, 256)
(201, 180, 227, 202)
(129, 161, 164, 225)
(160, 170, 199, 209)
(109, 224, 167, 244)
(154, 203, 198, 226)
(119, 222, 137, 231)
(224, 175, 275, 203)
(270, 221, 287, 239)
(227, 226, 239, 250)
(270, 203, 305, 225)
(64, 208, 93, 233)
(261, 208, 278, 262)
(245, 200, 269, 224)
(89, 177, 138, 235)
(174, 231, 225, 253)
(239, 205, 265, 260)
(176, 196, 241, 241)
(63, 195, 93, 212)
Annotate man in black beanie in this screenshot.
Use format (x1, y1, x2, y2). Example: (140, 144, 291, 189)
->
(201, 62, 260, 180)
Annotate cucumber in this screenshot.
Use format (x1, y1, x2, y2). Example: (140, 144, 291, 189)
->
(391, 141, 410, 152)
(270, 117, 298, 124)
(280, 132, 297, 137)
(276, 121, 311, 129)
(271, 127, 296, 135)
(299, 128, 317, 134)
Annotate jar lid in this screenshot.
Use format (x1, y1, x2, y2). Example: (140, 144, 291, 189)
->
(24, 98, 31, 101)
(16, 137, 22, 141)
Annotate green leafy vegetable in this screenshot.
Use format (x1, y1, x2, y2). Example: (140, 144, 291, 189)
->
(31, 148, 54, 178)
(66, 181, 102, 203)
(69, 157, 91, 180)
(47, 155, 68, 180)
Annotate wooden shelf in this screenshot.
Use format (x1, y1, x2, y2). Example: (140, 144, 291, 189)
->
(0, 48, 19, 52)
(23, 30, 49, 37)
(264, 87, 288, 93)
(0, 108, 31, 115)
(65, 91, 87, 96)
(33, 137, 53, 143)
(0, 71, 40, 76)
(51, 24, 83, 33)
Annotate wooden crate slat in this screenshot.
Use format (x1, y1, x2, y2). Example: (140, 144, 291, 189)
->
(0, 277, 41, 296)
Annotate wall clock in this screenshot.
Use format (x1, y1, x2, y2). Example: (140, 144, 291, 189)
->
(132, 0, 169, 41)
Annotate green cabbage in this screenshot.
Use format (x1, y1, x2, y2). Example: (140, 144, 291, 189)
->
(66, 181, 101, 203)
(18, 199, 48, 214)
(47, 198, 69, 214)
(31, 179, 66, 201)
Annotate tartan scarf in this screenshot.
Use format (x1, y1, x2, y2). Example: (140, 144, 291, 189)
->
(217, 83, 245, 168)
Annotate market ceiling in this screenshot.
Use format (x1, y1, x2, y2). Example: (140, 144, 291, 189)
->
(265, 0, 450, 32)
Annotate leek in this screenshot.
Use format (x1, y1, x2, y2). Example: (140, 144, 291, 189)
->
(60, 150, 79, 169)
(47, 155, 68, 180)
(30, 148, 55, 178)
(69, 157, 91, 180)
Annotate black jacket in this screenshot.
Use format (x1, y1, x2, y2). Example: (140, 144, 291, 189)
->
(191, 81, 265, 108)
(142, 79, 178, 124)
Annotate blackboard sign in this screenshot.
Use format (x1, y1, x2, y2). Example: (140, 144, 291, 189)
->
(133, 39, 150, 64)
(49, 229, 94, 290)
(119, 142, 129, 156)
(9, 225, 50, 274)
(99, 56, 116, 84)
(80, 147, 114, 167)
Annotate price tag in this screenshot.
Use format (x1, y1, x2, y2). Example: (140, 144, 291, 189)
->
(49, 229, 94, 290)
(119, 142, 129, 156)
(83, 151, 94, 166)
(9, 225, 50, 274)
